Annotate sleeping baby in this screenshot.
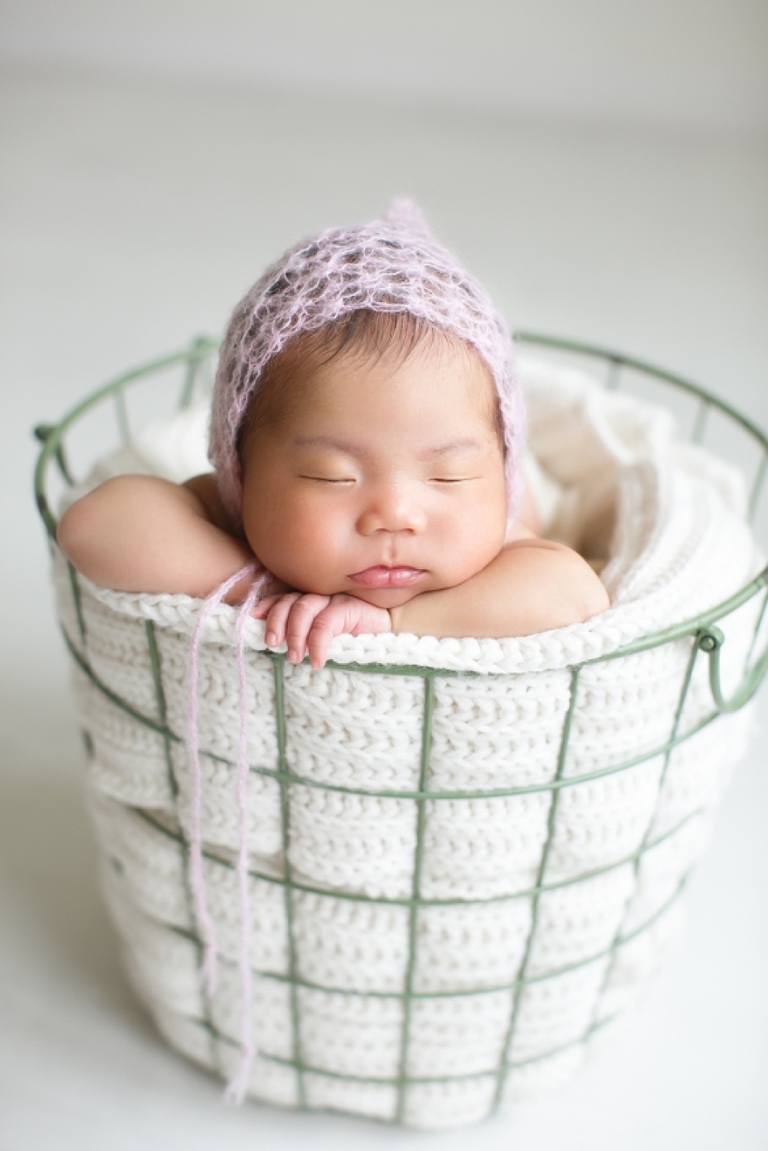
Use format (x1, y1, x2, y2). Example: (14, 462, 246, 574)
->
(57, 200, 609, 666)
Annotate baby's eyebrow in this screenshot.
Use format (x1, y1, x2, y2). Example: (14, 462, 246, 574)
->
(292, 435, 486, 459)
(420, 438, 486, 459)
(293, 435, 370, 457)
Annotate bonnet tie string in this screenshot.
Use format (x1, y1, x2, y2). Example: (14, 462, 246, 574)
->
(225, 571, 269, 1103)
(187, 561, 258, 998)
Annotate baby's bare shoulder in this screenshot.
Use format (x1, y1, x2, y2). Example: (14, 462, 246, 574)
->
(495, 535, 610, 622)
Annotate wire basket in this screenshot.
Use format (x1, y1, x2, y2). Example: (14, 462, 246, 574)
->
(35, 335, 768, 1129)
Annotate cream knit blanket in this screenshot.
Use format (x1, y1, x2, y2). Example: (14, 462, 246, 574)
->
(53, 355, 763, 1128)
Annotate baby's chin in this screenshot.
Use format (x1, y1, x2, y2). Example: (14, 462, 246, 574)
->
(344, 585, 424, 609)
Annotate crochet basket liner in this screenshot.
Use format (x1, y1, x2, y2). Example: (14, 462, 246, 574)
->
(50, 352, 765, 1130)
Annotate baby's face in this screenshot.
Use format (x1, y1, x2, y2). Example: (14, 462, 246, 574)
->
(240, 338, 507, 608)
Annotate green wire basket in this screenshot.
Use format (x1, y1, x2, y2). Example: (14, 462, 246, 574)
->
(34, 335, 768, 1128)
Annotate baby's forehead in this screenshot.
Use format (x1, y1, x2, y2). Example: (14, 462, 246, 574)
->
(283, 331, 494, 418)
(282, 310, 486, 380)
(311, 332, 487, 390)
(240, 311, 498, 447)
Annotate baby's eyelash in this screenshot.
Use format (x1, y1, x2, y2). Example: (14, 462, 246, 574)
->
(299, 475, 354, 484)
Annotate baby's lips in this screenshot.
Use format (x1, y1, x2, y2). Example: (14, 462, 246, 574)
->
(348, 565, 425, 589)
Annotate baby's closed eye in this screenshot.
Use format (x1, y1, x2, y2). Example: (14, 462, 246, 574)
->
(430, 475, 482, 484)
(299, 474, 356, 484)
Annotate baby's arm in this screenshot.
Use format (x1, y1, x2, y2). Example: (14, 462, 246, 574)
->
(258, 537, 609, 669)
(56, 474, 256, 601)
(391, 538, 609, 638)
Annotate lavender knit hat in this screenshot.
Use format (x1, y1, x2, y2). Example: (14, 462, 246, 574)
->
(209, 200, 526, 530)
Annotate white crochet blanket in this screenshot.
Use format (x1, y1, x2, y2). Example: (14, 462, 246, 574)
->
(53, 355, 763, 1129)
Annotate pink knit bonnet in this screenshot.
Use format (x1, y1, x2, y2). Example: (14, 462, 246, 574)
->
(209, 200, 526, 530)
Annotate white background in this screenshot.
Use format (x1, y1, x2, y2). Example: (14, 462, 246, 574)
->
(1, 3, 767, 1147)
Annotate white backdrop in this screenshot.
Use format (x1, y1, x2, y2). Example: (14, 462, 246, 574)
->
(1, 4, 767, 1148)
(2, 0, 767, 131)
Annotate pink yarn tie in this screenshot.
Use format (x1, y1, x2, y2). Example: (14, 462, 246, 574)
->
(225, 573, 268, 1104)
(187, 562, 257, 998)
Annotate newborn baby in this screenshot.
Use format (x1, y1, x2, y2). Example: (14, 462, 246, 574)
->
(58, 202, 608, 667)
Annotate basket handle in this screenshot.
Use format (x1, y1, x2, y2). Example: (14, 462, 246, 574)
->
(697, 595, 768, 713)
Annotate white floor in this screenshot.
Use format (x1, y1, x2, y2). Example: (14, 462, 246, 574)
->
(1, 61, 767, 1149)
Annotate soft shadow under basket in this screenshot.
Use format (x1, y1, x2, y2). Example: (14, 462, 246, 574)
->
(35, 334, 768, 1129)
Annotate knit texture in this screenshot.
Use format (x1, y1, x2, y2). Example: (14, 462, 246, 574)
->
(53, 357, 763, 1129)
(208, 200, 525, 531)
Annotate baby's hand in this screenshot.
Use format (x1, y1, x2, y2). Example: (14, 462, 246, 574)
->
(253, 593, 391, 669)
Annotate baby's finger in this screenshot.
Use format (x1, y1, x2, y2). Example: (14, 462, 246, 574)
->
(285, 595, 330, 663)
(263, 593, 303, 647)
(251, 593, 282, 620)
(306, 610, 342, 670)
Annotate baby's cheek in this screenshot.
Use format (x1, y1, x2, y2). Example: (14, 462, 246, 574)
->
(265, 517, 346, 592)
(445, 501, 506, 576)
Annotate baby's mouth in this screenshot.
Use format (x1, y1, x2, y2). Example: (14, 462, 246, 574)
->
(348, 565, 425, 589)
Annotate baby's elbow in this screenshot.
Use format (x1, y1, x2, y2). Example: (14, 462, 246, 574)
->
(59, 474, 158, 562)
(57, 493, 102, 570)
(56, 477, 136, 578)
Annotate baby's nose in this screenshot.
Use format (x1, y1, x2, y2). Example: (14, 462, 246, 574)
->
(356, 485, 427, 535)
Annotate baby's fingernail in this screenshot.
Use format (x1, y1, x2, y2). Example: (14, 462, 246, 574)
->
(266, 631, 277, 646)
(288, 648, 300, 663)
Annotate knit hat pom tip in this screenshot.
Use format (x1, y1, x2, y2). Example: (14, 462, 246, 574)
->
(382, 198, 431, 237)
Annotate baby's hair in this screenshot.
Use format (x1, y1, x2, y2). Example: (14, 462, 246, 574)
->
(238, 309, 503, 457)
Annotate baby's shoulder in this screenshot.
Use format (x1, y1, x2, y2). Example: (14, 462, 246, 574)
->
(495, 531, 610, 622)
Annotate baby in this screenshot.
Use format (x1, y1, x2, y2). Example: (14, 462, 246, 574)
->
(58, 201, 609, 666)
